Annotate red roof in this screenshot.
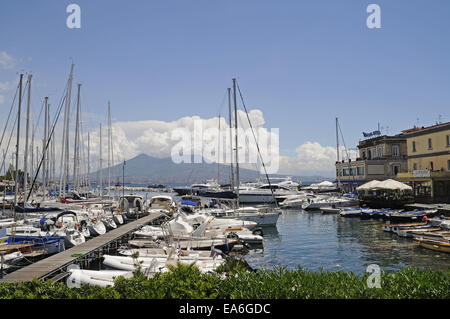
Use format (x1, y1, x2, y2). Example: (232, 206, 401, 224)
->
(402, 121, 450, 135)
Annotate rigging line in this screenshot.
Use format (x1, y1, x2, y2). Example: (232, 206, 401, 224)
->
(337, 121, 350, 160)
(31, 99, 45, 142)
(235, 80, 278, 207)
(337, 120, 356, 182)
(0, 82, 19, 150)
(26, 88, 68, 202)
(0, 112, 18, 174)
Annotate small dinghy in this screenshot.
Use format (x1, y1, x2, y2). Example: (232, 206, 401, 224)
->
(382, 221, 427, 232)
(321, 206, 341, 214)
(102, 254, 225, 272)
(339, 207, 362, 217)
(396, 226, 441, 238)
(360, 208, 390, 219)
(413, 237, 450, 254)
(67, 269, 132, 287)
(385, 209, 439, 222)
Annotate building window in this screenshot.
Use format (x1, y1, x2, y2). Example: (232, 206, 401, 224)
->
(377, 146, 383, 158)
(412, 141, 416, 152)
(413, 163, 418, 170)
(357, 166, 365, 176)
(448, 160, 450, 171)
(447, 135, 450, 147)
(430, 161, 434, 171)
(368, 150, 372, 159)
(392, 145, 400, 157)
(362, 151, 366, 159)
(428, 138, 432, 150)
(392, 165, 400, 176)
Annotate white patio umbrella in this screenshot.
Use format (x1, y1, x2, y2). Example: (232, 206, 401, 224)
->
(356, 180, 381, 191)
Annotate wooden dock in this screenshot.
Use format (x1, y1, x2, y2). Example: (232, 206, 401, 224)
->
(0, 211, 166, 283)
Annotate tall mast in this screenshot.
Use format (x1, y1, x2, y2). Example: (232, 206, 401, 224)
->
(217, 115, 220, 184)
(42, 97, 48, 201)
(13, 74, 23, 215)
(107, 101, 111, 194)
(23, 74, 32, 203)
(232, 78, 240, 207)
(87, 132, 90, 190)
(59, 64, 74, 197)
(228, 88, 234, 193)
(73, 84, 81, 191)
(336, 117, 341, 188)
(99, 123, 103, 198)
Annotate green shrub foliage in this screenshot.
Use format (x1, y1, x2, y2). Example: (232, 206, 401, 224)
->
(0, 260, 448, 299)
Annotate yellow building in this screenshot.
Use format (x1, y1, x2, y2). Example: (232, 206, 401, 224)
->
(335, 134, 407, 192)
(397, 122, 450, 203)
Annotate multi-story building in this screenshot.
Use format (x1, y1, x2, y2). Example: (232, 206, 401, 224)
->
(335, 134, 408, 192)
(397, 122, 450, 203)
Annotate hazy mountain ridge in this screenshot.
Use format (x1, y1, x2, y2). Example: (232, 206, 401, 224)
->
(92, 153, 333, 184)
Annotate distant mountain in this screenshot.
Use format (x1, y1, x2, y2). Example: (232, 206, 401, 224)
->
(91, 153, 333, 185)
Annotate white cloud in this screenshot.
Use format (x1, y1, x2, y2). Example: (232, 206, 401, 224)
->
(0, 81, 14, 91)
(83, 109, 273, 166)
(278, 142, 359, 176)
(0, 51, 17, 69)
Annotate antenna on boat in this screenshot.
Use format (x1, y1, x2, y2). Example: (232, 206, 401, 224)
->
(232, 78, 240, 208)
(336, 117, 340, 189)
(227, 88, 235, 205)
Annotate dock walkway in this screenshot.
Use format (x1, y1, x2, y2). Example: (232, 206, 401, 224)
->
(0, 211, 165, 283)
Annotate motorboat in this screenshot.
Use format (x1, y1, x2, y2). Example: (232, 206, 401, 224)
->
(238, 184, 297, 204)
(173, 180, 220, 196)
(279, 193, 317, 209)
(119, 194, 146, 219)
(302, 196, 357, 210)
(149, 195, 174, 210)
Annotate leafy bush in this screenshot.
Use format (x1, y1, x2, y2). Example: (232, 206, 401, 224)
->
(0, 260, 448, 299)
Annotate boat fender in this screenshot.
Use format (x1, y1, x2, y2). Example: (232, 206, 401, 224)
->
(252, 228, 264, 237)
(133, 198, 144, 212)
(227, 232, 239, 239)
(120, 198, 129, 211)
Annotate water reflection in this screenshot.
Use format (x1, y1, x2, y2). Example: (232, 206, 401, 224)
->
(245, 209, 450, 275)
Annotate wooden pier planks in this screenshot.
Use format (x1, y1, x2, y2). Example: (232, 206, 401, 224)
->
(0, 211, 164, 283)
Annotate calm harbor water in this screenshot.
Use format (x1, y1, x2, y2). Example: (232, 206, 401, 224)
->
(245, 209, 450, 275)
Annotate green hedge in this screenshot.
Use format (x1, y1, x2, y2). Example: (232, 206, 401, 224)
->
(0, 262, 448, 299)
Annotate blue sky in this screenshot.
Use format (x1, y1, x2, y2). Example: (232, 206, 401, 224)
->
(1, 0, 450, 175)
